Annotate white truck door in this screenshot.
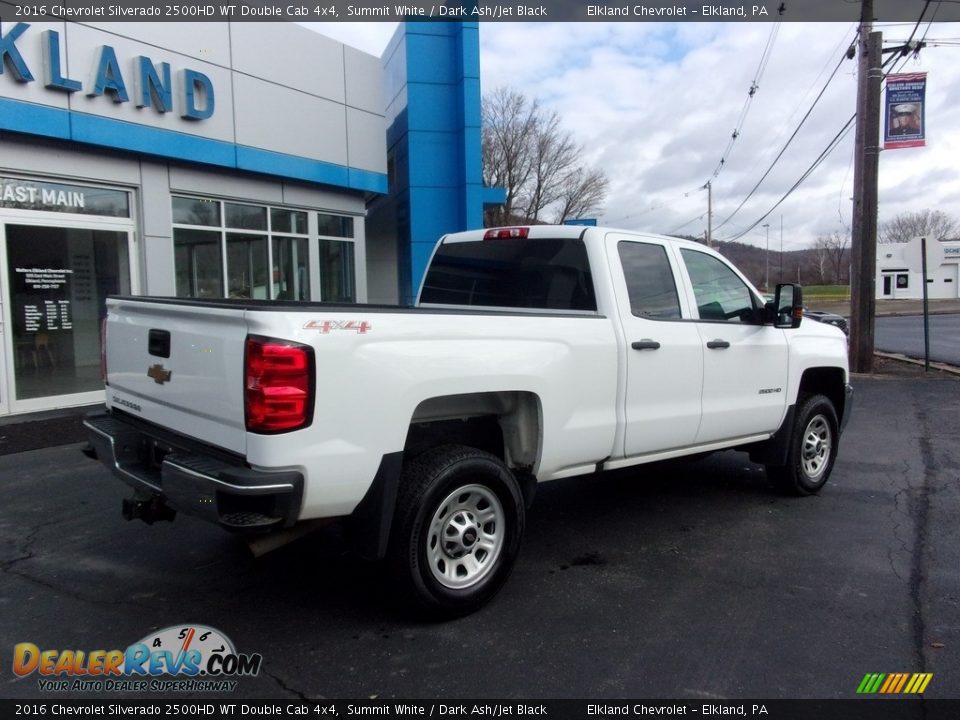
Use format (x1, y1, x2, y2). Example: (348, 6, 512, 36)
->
(608, 236, 704, 456)
(676, 247, 789, 444)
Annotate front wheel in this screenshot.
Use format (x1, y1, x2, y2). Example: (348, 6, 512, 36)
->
(388, 445, 525, 617)
(767, 394, 839, 496)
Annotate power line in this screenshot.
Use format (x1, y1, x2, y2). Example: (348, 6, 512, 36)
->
(703, 17, 783, 186)
(723, 0, 936, 245)
(667, 212, 706, 235)
(720, 114, 857, 243)
(713, 36, 856, 233)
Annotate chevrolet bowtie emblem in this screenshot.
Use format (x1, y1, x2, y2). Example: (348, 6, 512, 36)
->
(147, 364, 172, 385)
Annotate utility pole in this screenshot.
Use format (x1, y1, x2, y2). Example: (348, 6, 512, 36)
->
(849, 0, 882, 374)
(704, 181, 713, 248)
(779, 215, 784, 283)
(763, 223, 770, 290)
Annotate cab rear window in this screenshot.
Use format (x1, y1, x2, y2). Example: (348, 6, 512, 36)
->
(420, 238, 597, 311)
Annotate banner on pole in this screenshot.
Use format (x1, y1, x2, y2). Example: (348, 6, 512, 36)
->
(884, 72, 927, 150)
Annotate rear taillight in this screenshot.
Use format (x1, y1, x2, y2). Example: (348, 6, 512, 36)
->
(100, 318, 108, 385)
(244, 336, 314, 433)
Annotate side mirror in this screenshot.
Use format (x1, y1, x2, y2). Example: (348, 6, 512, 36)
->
(769, 283, 803, 328)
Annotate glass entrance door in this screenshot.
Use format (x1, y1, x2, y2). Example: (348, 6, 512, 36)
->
(1, 222, 131, 412)
(0, 270, 8, 415)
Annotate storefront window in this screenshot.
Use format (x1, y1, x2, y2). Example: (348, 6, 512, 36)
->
(225, 203, 267, 231)
(172, 196, 219, 226)
(172, 197, 359, 303)
(174, 228, 222, 298)
(5, 224, 130, 401)
(318, 239, 355, 303)
(227, 233, 268, 299)
(0, 177, 129, 218)
(272, 208, 307, 235)
(317, 213, 354, 238)
(273, 237, 309, 301)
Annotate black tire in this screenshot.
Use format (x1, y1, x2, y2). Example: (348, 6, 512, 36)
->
(767, 393, 839, 496)
(387, 444, 525, 618)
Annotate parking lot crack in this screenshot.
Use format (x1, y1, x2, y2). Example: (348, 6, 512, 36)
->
(885, 461, 913, 583)
(3, 564, 164, 610)
(910, 404, 936, 670)
(265, 670, 310, 700)
(1, 518, 62, 573)
(0, 551, 34, 573)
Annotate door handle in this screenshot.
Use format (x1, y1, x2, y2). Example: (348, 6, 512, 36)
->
(631, 339, 661, 351)
(706, 339, 730, 349)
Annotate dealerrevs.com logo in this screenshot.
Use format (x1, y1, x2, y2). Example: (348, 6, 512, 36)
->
(13, 624, 262, 693)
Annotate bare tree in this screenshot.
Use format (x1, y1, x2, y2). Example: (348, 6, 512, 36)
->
(826, 231, 849, 284)
(554, 168, 610, 225)
(482, 87, 538, 225)
(482, 87, 608, 226)
(813, 236, 832, 283)
(879, 209, 958, 243)
(812, 232, 849, 284)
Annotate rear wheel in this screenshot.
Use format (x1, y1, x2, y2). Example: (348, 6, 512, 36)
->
(767, 394, 839, 496)
(388, 445, 525, 617)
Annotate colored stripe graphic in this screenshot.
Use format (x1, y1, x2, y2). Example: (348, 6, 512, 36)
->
(857, 673, 932, 694)
(856, 673, 885, 694)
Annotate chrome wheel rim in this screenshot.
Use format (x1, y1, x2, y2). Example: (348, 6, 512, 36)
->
(801, 414, 832, 481)
(427, 484, 504, 590)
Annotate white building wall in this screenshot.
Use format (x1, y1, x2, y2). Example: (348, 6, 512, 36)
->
(0, 18, 387, 178)
(876, 241, 960, 300)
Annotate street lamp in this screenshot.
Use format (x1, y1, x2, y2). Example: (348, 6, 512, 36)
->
(763, 223, 770, 290)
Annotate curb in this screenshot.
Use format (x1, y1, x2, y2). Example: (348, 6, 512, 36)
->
(874, 351, 960, 377)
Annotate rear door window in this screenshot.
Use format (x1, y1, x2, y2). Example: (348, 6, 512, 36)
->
(617, 241, 681, 319)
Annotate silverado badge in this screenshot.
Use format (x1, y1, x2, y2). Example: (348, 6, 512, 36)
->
(147, 364, 172, 385)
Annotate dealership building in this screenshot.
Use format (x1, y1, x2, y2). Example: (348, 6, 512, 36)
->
(0, 19, 494, 417)
(875, 240, 960, 300)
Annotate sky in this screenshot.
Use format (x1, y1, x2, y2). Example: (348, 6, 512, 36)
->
(304, 20, 960, 252)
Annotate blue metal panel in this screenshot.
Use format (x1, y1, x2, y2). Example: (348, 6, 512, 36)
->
(458, 25, 481, 78)
(482, 186, 508, 206)
(371, 20, 498, 303)
(403, 21, 460, 37)
(237, 146, 348, 186)
(405, 84, 459, 133)
(409, 240, 438, 298)
(407, 131, 461, 188)
(401, 34, 458, 84)
(0, 96, 386, 193)
(348, 167, 389, 194)
(72, 112, 236, 166)
(0, 97, 70, 138)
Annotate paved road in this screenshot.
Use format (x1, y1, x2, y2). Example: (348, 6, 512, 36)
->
(875, 313, 960, 366)
(2, 376, 958, 700)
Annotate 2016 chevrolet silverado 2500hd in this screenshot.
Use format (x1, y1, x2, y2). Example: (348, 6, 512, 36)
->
(84, 225, 852, 616)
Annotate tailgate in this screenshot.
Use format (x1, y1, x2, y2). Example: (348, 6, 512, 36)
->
(104, 298, 249, 455)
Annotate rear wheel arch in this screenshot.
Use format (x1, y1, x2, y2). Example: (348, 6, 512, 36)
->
(404, 391, 543, 473)
(348, 392, 541, 562)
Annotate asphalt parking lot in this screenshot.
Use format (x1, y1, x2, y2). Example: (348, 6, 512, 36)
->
(2, 371, 958, 701)
(875, 313, 960, 366)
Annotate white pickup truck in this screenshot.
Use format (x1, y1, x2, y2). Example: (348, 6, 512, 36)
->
(84, 225, 852, 616)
